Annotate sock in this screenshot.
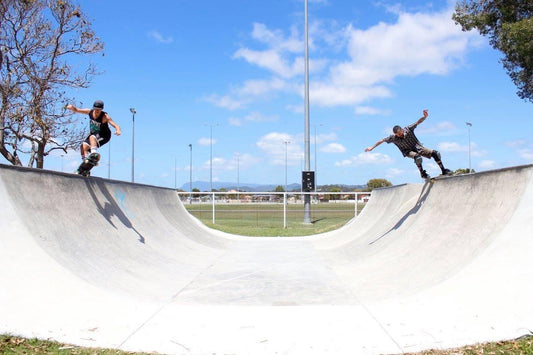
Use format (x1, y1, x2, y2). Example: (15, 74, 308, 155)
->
(90, 147, 98, 154)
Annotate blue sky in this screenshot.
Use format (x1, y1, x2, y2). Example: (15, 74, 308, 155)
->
(12, 0, 532, 189)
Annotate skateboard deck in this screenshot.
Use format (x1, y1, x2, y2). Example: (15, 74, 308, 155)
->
(76, 152, 100, 177)
(425, 171, 457, 183)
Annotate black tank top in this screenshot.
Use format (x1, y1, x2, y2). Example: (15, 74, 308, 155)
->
(89, 110, 111, 138)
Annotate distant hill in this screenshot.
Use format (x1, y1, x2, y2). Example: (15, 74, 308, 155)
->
(178, 181, 367, 192)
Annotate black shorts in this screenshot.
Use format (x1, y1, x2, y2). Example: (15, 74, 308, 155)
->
(83, 132, 111, 148)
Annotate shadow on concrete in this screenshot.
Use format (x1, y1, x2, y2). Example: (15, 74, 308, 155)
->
(368, 180, 433, 245)
(84, 178, 146, 244)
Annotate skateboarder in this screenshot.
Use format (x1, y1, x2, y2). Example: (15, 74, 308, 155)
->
(365, 109, 451, 179)
(67, 100, 121, 174)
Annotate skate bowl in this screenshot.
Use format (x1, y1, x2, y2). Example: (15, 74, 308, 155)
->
(1, 163, 532, 354)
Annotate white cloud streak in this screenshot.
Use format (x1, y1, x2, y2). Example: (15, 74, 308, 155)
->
(147, 30, 174, 44)
(207, 6, 481, 110)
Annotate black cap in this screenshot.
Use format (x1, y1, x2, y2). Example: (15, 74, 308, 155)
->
(93, 100, 104, 109)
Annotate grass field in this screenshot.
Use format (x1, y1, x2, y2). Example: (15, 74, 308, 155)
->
(2, 334, 532, 354)
(184, 202, 364, 236)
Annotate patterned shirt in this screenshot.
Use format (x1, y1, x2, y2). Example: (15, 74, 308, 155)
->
(383, 123, 424, 157)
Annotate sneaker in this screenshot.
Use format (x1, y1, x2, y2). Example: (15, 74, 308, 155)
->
(420, 170, 429, 179)
(87, 152, 101, 166)
(442, 169, 452, 176)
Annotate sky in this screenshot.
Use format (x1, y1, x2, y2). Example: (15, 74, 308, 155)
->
(6, 0, 532, 189)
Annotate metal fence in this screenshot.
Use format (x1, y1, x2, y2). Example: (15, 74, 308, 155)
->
(176, 191, 371, 228)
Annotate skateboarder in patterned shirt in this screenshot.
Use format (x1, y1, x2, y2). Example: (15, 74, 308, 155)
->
(365, 109, 451, 179)
(67, 100, 121, 173)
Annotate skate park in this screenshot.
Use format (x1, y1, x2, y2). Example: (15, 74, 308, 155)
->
(1, 162, 532, 354)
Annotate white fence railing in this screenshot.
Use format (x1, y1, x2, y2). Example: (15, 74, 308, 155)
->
(176, 191, 371, 228)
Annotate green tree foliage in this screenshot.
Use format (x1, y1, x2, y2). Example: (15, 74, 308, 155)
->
(455, 168, 475, 174)
(192, 188, 201, 198)
(274, 185, 285, 192)
(367, 179, 392, 191)
(0, 0, 104, 168)
(329, 187, 341, 200)
(453, 0, 533, 102)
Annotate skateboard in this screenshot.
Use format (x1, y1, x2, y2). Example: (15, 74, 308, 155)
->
(76, 152, 100, 177)
(425, 170, 456, 183)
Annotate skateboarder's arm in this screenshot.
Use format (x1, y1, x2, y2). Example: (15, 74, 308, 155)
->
(414, 109, 429, 126)
(104, 115, 121, 136)
(66, 105, 90, 114)
(365, 139, 385, 152)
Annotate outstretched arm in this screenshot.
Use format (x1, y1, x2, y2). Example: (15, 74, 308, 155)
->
(365, 138, 385, 152)
(66, 104, 90, 114)
(104, 114, 121, 136)
(414, 109, 429, 126)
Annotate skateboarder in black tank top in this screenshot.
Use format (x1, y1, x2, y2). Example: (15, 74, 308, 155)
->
(66, 100, 121, 174)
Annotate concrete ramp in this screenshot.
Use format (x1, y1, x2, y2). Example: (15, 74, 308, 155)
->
(1, 163, 532, 354)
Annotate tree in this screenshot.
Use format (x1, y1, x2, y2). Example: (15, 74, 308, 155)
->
(367, 179, 392, 191)
(453, 1, 533, 102)
(192, 188, 201, 198)
(0, 0, 104, 168)
(454, 168, 474, 174)
(274, 185, 285, 192)
(329, 187, 341, 200)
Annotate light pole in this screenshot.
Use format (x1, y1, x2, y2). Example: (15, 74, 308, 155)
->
(466, 122, 472, 173)
(204, 123, 218, 192)
(189, 143, 193, 203)
(314, 123, 323, 193)
(236, 152, 240, 201)
(284, 140, 290, 192)
(303, 0, 311, 224)
(130, 108, 136, 183)
(108, 141, 111, 179)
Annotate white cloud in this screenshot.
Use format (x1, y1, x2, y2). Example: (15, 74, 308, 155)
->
(315, 132, 338, 144)
(256, 132, 303, 166)
(228, 117, 243, 126)
(204, 94, 246, 110)
(198, 137, 217, 146)
(311, 82, 392, 106)
(478, 160, 496, 169)
(386, 168, 404, 177)
(355, 106, 392, 116)
(228, 111, 279, 126)
(438, 141, 466, 152)
(209, 6, 481, 110)
(506, 139, 527, 148)
(438, 141, 486, 157)
(335, 152, 393, 167)
(321, 143, 346, 153)
(517, 148, 533, 160)
(505, 140, 533, 160)
(147, 30, 173, 44)
(418, 121, 457, 135)
(336, 10, 480, 85)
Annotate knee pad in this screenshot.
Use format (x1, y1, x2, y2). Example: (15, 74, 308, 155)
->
(431, 150, 441, 161)
(414, 155, 423, 167)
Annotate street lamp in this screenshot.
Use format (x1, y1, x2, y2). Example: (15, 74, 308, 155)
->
(130, 108, 136, 183)
(466, 122, 472, 173)
(284, 140, 290, 192)
(204, 123, 218, 192)
(108, 141, 111, 179)
(314, 123, 323, 193)
(236, 152, 240, 201)
(189, 143, 193, 203)
(303, 0, 311, 224)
